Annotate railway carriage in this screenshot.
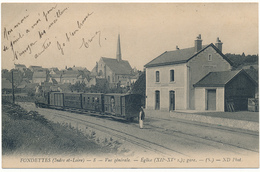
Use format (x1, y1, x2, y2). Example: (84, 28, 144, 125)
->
(104, 93, 142, 120)
(63, 93, 82, 109)
(49, 92, 64, 107)
(82, 93, 104, 112)
(38, 91, 143, 121)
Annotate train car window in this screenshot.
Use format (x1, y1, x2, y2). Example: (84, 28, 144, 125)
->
(111, 96, 115, 112)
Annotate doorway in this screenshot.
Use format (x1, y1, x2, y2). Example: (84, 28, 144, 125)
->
(207, 89, 216, 110)
(169, 90, 175, 111)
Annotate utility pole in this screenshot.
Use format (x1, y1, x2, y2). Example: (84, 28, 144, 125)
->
(11, 70, 15, 104)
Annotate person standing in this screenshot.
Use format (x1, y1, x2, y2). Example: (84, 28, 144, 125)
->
(139, 106, 145, 129)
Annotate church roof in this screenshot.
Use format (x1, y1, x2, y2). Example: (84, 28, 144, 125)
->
(101, 57, 133, 75)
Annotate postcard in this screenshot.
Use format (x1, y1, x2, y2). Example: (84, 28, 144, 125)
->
(1, 3, 259, 168)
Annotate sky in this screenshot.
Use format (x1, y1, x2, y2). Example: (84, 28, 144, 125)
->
(1, 3, 258, 71)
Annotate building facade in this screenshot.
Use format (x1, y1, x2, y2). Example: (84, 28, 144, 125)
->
(144, 35, 233, 111)
(194, 70, 257, 111)
(91, 34, 134, 87)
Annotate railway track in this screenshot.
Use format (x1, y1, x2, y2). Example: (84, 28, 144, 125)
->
(36, 107, 188, 157)
(20, 102, 259, 157)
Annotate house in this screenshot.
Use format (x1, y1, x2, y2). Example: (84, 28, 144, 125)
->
(194, 69, 257, 111)
(49, 71, 62, 83)
(49, 68, 59, 75)
(15, 64, 26, 71)
(32, 71, 47, 83)
(29, 65, 44, 72)
(60, 71, 86, 84)
(91, 34, 134, 87)
(17, 79, 30, 92)
(144, 35, 233, 111)
(71, 66, 87, 71)
(47, 78, 58, 85)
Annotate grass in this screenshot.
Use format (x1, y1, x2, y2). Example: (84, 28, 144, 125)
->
(2, 100, 118, 156)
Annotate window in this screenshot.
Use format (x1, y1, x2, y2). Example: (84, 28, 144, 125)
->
(92, 97, 95, 103)
(170, 70, 174, 82)
(108, 76, 110, 82)
(208, 54, 212, 61)
(156, 71, 160, 82)
(155, 90, 160, 110)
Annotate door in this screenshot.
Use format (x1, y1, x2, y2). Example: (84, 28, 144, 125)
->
(155, 90, 160, 110)
(169, 91, 175, 111)
(207, 89, 216, 110)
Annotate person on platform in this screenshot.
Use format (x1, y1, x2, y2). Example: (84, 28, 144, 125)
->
(139, 106, 145, 129)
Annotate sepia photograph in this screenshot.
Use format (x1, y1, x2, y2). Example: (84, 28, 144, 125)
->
(1, 2, 259, 168)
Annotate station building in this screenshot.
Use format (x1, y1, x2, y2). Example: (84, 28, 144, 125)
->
(144, 35, 257, 112)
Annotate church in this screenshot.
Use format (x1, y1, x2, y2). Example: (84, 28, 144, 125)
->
(91, 34, 134, 87)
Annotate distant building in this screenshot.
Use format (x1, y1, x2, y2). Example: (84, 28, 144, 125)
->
(71, 66, 87, 71)
(60, 71, 86, 84)
(29, 65, 43, 72)
(49, 72, 62, 83)
(32, 71, 47, 83)
(91, 34, 134, 87)
(15, 64, 26, 71)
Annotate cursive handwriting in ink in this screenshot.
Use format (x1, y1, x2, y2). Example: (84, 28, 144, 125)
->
(31, 18, 41, 29)
(43, 4, 57, 22)
(57, 41, 65, 55)
(3, 27, 13, 40)
(38, 30, 46, 39)
(56, 7, 68, 18)
(11, 33, 25, 46)
(34, 39, 51, 58)
(65, 29, 79, 42)
(79, 31, 101, 49)
(10, 41, 37, 60)
(3, 15, 29, 40)
(77, 12, 94, 29)
(3, 45, 9, 52)
(48, 7, 68, 29)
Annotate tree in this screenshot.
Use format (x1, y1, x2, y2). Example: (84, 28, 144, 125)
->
(70, 81, 86, 92)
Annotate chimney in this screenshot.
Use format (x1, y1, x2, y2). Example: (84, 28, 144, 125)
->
(215, 37, 223, 52)
(194, 34, 202, 52)
(116, 34, 122, 61)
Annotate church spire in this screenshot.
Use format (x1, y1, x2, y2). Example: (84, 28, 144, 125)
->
(116, 34, 122, 61)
